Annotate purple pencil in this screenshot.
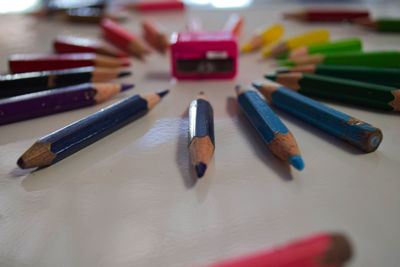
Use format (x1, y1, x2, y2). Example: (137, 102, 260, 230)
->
(0, 82, 133, 125)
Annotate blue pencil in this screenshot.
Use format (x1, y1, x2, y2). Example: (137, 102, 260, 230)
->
(252, 82, 383, 152)
(235, 85, 304, 170)
(17, 89, 169, 169)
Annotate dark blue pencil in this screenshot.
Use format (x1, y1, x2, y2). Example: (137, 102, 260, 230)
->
(17, 89, 169, 169)
(252, 82, 383, 152)
(235, 85, 304, 170)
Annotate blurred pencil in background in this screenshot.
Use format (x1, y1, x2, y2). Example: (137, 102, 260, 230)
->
(241, 24, 284, 53)
(142, 19, 169, 54)
(124, 0, 185, 12)
(223, 13, 244, 38)
(353, 17, 400, 32)
(284, 9, 370, 22)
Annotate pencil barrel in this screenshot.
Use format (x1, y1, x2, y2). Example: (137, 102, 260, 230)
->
(41, 95, 149, 164)
(189, 99, 214, 145)
(269, 86, 382, 152)
(322, 51, 400, 68)
(0, 83, 98, 125)
(378, 18, 400, 32)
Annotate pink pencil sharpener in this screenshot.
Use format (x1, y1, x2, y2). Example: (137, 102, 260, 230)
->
(170, 31, 238, 79)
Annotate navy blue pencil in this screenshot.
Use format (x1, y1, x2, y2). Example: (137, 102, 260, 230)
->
(235, 85, 304, 170)
(17, 89, 169, 169)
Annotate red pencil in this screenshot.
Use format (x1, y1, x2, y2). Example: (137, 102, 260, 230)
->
(142, 19, 169, 53)
(223, 14, 244, 38)
(9, 53, 130, 73)
(284, 9, 370, 22)
(206, 233, 352, 267)
(54, 35, 129, 58)
(101, 18, 149, 59)
(124, 0, 184, 12)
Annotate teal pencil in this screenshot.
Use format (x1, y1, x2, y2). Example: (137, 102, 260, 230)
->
(235, 85, 304, 170)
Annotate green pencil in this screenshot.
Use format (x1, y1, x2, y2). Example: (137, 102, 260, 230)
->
(265, 72, 400, 111)
(354, 17, 400, 32)
(276, 38, 362, 60)
(276, 64, 400, 87)
(280, 51, 400, 68)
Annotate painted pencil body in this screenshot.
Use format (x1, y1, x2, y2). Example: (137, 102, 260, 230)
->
(253, 82, 383, 152)
(54, 35, 129, 58)
(142, 19, 169, 53)
(281, 51, 400, 68)
(278, 64, 400, 88)
(354, 17, 400, 32)
(9, 53, 130, 73)
(262, 29, 329, 58)
(265, 72, 400, 111)
(101, 18, 149, 59)
(241, 24, 284, 53)
(188, 93, 215, 178)
(207, 232, 352, 267)
(278, 38, 362, 60)
(124, 0, 185, 11)
(17, 89, 169, 169)
(236, 85, 304, 170)
(284, 9, 369, 22)
(0, 83, 133, 125)
(0, 67, 131, 98)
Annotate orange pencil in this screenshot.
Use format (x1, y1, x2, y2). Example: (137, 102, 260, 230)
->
(142, 19, 169, 54)
(223, 14, 244, 38)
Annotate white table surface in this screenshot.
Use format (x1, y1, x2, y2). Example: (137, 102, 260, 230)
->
(1, 2, 400, 267)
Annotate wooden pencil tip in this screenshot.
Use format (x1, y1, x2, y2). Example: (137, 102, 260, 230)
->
(118, 71, 132, 78)
(157, 89, 170, 98)
(195, 162, 207, 178)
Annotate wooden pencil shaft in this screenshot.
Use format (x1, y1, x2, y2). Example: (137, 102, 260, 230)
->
(310, 65, 400, 87)
(0, 83, 128, 125)
(189, 99, 215, 145)
(377, 18, 400, 32)
(19, 93, 157, 168)
(258, 85, 382, 152)
(278, 73, 398, 111)
(0, 67, 122, 98)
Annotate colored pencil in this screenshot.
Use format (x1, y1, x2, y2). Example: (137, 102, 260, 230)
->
(101, 18, 149, 59)
(0, 83, 133, 125)
(124, 0, 184, 12)
(353, 17, 400, 32)
(277, 64, 400, 88)
(280, 51, 400, 68)
(235, 85, 304, 170)
(262, 29, 330, 58)
(9, 53, 130, 74)
(206, 232, 352, 267)
(265, 73, 400, 111)
(253, 82, 383, 152)
(54, 35, 129, 58)
(283, 9, 369, 22)
(241, 24, 284, 53)
(142, 19, 169, 54)
(223, 14, 244, 38)
(277, 38, 362, 60)
(17, 89, 169, 169)
(188, 92, 215, 178)
(0, 67, 131, 98)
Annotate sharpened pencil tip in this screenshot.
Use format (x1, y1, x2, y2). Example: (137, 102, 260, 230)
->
(17, 157, 25, 169)
(276, 69, 290, 74)
(251, 82, 262, 90)
(289, 155, 305, 171)
(157, 89, 170, 98)
(264, 74, 277, 81)
(195, 162, 207, 178)
(118, 71, 132, 78)
(121, 84, 134, 91)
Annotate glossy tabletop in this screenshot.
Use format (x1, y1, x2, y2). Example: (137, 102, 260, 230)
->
(0, 2, 400, 267)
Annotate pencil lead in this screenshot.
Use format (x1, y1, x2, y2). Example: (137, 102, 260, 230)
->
(251, 82, 262, 90)
(17, 157, 25, 169)
(264, 74, 277, 81)
(157, 89, 170, 98)
(276, 68, 290, 74)
(289, 155, 305, 171)
(121, 84, 134, 91)
(118, 71, 132, 78)
(195, 162, 207, 178)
